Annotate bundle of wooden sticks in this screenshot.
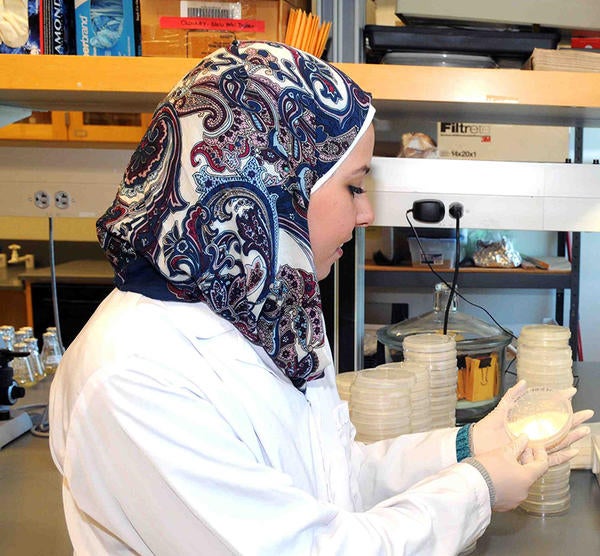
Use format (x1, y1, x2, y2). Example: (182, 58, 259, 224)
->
(284, 9, 331, 58)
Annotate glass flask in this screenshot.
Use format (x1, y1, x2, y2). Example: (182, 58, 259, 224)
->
(18, 326, 34, 339)
(0, 325, 15, 350)
(24, 337, 46, 382)
(14, 331, 27, 344)
(11, 341, 36, 387)
(41, 331, 62, 375)
(377, 283, 513, 423)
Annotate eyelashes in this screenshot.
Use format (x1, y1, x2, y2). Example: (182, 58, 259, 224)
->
(348, 185, 365, 196)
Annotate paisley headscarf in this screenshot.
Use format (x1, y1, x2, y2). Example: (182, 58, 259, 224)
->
(97, 41, 374, 391)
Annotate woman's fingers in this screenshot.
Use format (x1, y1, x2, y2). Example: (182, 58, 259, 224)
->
(572, 409, 595, 428)
(496, 380, 527, 412)
(548, 448, 579, 467)
(548, 425, 592, 454)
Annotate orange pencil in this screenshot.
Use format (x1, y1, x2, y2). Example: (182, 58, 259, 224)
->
(317, 22, 331, 58)
(292, 10, 307, 49)
(285, 9, 298, 44)
(301, 14, 314, 51)
(307, 15, 320, 54)
(314, 24, 326, 57)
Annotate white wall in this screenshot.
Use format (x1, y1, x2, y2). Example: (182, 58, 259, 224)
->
(576, 128, 600, 361)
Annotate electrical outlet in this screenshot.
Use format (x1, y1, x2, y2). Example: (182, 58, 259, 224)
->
(55, 191, 71, 210)
(33, 190, 50, 209)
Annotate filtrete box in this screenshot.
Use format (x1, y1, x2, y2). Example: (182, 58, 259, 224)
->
(437, 121, 570, 163)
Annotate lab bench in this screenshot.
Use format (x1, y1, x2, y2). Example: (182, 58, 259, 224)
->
(0, 366, 598, 556)
(17, 259, 114, 285)
(0, 259, 114, 334)
(19, 259, 114, 347)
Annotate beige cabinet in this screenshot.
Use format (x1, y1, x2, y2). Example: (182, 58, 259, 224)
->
(0, 108, 152, 144)
(66, 111, 153, 143)
(0, 111, 68, 141)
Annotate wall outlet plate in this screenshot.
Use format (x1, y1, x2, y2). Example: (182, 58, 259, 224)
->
(34, 190, 50, 209)
(55, 191, 71, 209)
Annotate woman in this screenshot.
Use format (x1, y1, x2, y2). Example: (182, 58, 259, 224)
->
(49, 41, 592, 555)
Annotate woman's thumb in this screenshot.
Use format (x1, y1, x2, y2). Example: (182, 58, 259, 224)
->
(510, 434, 530, 458)
(522, 445, 549, 480)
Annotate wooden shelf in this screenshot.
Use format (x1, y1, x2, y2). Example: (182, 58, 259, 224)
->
(338, 63, 600, 127)
(2, 55, 600, 126)
(365, 263, 572, 289)
(0, 55, 198, 113)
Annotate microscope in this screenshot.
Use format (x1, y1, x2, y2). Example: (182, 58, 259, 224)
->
(0, 349, 33, 449)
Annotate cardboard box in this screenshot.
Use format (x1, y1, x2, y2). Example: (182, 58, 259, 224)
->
(42, 0, 77, 54)
(437, 122, 570, 163)
(140, 0, 309, 58)
(0, 0, 41, 55)
(74, 0, 141, 56)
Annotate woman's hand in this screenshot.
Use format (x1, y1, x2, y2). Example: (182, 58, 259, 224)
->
(475, 434, 548, 512)
(471, 380, 527, 455)
(471, 380, 594, 466)
(546, 406, 595, 465)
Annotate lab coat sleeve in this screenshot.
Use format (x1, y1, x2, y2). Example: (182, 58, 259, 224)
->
(57, 357, 490, 556)
(352, 426, 465, 508)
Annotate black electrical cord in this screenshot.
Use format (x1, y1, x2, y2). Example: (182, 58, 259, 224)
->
(405, 209, 517, 342)
(442, 213, 461, 335)
(49, 217, 65, 353)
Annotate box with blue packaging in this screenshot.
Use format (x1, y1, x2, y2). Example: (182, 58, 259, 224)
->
(74, 0, 140, 56)
(0, 0, 42, 54)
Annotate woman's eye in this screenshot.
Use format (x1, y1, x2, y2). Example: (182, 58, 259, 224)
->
(348, 185, 365, 196)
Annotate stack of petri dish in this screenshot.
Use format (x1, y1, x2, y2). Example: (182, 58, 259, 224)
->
(349, 368, 412, 443)
(520, 461, 571, 516)
(335, 371, 358, 403)
(375, 361, 431, 432)
(403, 333, 457, 429)
(515, 327, 574, 517)
(517, 325, 573, 389)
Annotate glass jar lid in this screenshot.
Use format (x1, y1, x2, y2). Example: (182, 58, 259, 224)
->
(377, 283, 512, 353)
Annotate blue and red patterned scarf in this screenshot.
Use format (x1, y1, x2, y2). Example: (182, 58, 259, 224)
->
(97, 41, 373, 391)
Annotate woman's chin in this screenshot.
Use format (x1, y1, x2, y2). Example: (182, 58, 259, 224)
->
(317, 266, 331, 281)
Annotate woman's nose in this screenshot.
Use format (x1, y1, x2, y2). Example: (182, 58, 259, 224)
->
(356, 195, 375, 227)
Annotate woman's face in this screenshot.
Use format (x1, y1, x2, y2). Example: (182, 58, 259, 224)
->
(308, 125, 375, 280)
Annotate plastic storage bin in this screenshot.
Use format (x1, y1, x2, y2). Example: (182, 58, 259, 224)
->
(408, 237, 456, 268)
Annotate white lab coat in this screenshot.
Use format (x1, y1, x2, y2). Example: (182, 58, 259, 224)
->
(49, 289, 491, 555)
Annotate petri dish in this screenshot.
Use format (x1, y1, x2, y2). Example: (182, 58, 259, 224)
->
(403, 333, 456, 354)
(518, 324, 571, 348)
(505, 387, 573, 449)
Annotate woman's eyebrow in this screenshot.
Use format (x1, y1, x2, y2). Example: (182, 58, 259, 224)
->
(350, 165, 371, 177)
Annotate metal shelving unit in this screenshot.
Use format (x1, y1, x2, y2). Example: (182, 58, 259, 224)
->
(364, 265, 573, 290)
(0, 50, 595, 368)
